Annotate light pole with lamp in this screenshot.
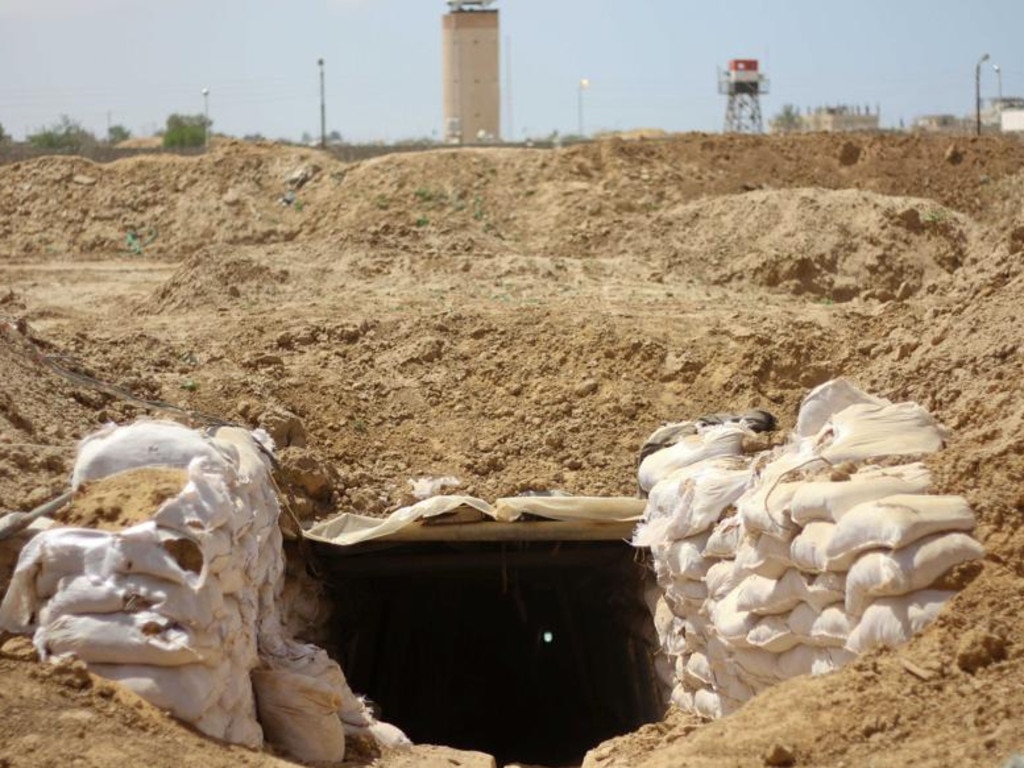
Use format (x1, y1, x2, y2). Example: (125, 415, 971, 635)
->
(578, 78, 590, 138)
(318, 58, 326, 148)
(975, 53, 989, 136)
(201, 88, 210, 149)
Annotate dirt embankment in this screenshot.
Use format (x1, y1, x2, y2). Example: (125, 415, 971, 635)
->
(1, 133, 1023, 767)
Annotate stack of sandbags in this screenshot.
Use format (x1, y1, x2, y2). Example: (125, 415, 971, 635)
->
(0, 420, 408, 762)
(633, 423, 757, 719)
(639, 379, 984, 720)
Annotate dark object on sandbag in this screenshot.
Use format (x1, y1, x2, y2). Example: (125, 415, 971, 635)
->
(638, 410, 777, 467)
(696, 409, 777, 434)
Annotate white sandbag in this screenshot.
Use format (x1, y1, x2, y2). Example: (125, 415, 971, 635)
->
(638, 458, 750, 544)
(845, 532, 984, 615)
(118, 572, 225, 630)
(787, 602, 818, 639)
(736, 461, 804, 538)
(704, 516, 744, 558)
(153, 474, 237, 538)
(637, 424, 748, 494)
(709, 589, 757, 645)
(0, 528, 117, 630)
(825, 495, 975, 569)
(788, 604, 852, 648)
(746, 615, 800, 653)
(812, 605, 853, 647)
(734, 570, 808, 616)
(99, 522, 201, 587)
(357, 720, 414, 750)
(730, 645, 784, 684)
(251, 668, 346, 763)
(653, 530, 713, 580)
(36, 611, 223, 667)
(654, 654, 676, 688)
(845, 590, 955, 654)
(36, 576, 127, 626)
(683, 651, 715, 687)
(790, 521, 836, 573)
(653, 596, 674, 640)
(693, 688, 724, 720)
(72, 420, 232, 488)
(734, 537, 789, 580)
(665, 591, 705, 619)
(715, 673, 754, 706)
(705, 560, 742, 601)
(89, 661, 234, 724)
(681, 615, 710, 653)
(748, 532, 796, 574)
(815, 402, 947, 464)
(789, 463, 933, 525)
(670, 684, 695, 713)
(665, 575, 708, 607)
(804, 572, 846, 610)
(683, 460, 752, 534)
(778, 645, 854, 678)
(795, 378, 887, 439)
(661, 621, 688, 658)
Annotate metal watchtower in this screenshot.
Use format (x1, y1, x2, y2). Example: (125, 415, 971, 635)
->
(719, 59, 769, 133)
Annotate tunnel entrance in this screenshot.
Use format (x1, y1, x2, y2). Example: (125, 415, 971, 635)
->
(309, 532, 662, 767)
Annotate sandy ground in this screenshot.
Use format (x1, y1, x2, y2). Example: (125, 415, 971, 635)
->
(0, 133, 1022, 766)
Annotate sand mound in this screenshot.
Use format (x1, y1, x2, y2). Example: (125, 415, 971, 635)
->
(660, 188, 970, 301)
(148, 250, 290, 312)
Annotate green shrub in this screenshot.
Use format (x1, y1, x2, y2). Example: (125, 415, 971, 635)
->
(107, 124, 131, 144)
(162, 113, 210, 148)
(28, 115, 97, 153)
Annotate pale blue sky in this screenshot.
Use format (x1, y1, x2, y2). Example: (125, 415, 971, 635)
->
(0, 0, 1019, 143)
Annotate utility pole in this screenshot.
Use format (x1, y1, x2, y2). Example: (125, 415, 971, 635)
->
(318, 58, 326, 148)
(578, 78, 590, 137)
(201, 88, 210, 149)
(976, 53, 989, 137)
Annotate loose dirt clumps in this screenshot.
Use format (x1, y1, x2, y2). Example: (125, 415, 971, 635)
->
(2, 133, 1024, 766)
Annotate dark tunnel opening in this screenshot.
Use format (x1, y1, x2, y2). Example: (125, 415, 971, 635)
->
(311, 539, 663, 767)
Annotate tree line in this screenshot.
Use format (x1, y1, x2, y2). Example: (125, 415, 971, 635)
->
(0, 113, 213, 151)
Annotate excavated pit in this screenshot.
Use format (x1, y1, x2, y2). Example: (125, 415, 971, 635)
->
(309, 537, 662, 767)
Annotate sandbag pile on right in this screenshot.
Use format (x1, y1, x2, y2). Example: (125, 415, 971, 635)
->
(635, 378, 984, 720)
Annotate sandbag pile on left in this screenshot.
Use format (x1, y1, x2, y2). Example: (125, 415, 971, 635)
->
(0, 420, 406, 762)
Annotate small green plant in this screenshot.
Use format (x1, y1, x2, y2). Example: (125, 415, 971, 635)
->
(293, 199, 305, 212)
(352, 418, 367, 433)
(472, 194, 486, 221)
(414, 187, 435, 203)
(922, 208, 947, 224)
(415, 216, 429, 228)
(374, 196, 390, 210)
(125, 227, 158, 255)
(180, 379, 198, 392)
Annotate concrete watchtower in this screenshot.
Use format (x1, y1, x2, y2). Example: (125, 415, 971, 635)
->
(442, 0, 501, 144)
(719, 59, 769, 134)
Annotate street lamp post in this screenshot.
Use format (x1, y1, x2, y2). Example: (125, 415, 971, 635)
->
(578, 77, 590, 138)
(976, 53, 989, 137)
(201, 88, 210, 149)
(318, 58, 326, 148)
